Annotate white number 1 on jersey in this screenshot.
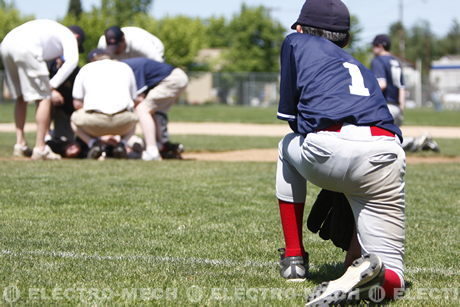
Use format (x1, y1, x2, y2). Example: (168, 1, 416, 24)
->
(343, 62, 370, 97)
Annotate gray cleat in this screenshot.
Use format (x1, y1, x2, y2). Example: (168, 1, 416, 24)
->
(279, 248, 309, 281)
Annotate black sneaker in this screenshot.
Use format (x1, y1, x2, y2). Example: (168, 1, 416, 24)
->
(112, 143, 128, 159)
(87, 142, 105, 159)
(306, 254, 385, 306)
(279, 248, 309, 281)
(160, 142, 184, 159)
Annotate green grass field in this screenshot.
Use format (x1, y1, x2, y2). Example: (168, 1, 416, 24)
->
(1, 101, 460, 126)
(0, 105, 459, 305)
(0, 157, 459, 305)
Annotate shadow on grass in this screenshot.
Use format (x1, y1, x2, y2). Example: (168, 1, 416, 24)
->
(308, 262, 345, 283)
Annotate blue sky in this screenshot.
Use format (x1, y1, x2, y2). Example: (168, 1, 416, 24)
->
(11, 0, 460, 46)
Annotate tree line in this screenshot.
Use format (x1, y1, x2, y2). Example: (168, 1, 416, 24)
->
(1, 0, 459, 75)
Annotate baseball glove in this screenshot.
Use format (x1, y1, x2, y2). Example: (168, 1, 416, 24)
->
(307, 189, 355, 251)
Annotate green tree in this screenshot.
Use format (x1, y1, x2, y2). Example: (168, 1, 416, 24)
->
(405, 21, 437, 77)
(204, 16, 230, 48)
(439, 19, 460, 55)
(100, 0, 153, 25)
(154, 16, 206, 69)
(0, 4, 33, 69)
(348, 15, 362, 49)
(0, 5, 33, 42)
(388, 22, 405, 58)
(223, 4, 285, 72)
(346, 15, 372, 65)
(67, 0, 83, 19)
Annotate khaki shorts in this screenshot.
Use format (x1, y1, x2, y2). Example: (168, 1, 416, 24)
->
(0, 40, 50, 102)
(71, 109, 138, 137)
(144, 68, 189, 113)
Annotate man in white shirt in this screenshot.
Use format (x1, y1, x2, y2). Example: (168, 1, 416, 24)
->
(71, 49, 138, 159)
(0, 19, 82, 160)
(97, 26, 164, 62)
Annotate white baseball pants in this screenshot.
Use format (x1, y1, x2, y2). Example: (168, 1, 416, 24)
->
(276, 124, 406, 280)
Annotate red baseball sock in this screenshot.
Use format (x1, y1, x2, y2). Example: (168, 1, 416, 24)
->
(382, 269, 404, 299)
(278, 199, 306, 257)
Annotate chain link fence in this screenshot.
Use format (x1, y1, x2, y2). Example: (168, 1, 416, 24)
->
(186, 69, 460, 110)
(186, 71, 279, 107)
(2, 67, 460, 110)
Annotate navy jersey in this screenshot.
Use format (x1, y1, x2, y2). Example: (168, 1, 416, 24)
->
(121, 57, 174, 94)
(278, 33, 401, 140)
(370, 55, 405, 106)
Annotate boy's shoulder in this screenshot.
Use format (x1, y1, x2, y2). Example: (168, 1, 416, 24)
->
(284, 32, 320, 45)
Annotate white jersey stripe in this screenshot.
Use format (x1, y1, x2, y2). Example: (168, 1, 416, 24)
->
(277, 112, 296, 119)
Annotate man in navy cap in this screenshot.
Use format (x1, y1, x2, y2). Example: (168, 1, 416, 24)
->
(97, 26, 164, 62)
(275, 0, 406, 304)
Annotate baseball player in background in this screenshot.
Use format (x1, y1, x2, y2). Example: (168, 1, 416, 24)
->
(371, 34, 440, 152)
(276, 0, 406, 304)
(0, 19, 82, 160)
(97, 26, 183, 157)
(121, 57, 189, 161)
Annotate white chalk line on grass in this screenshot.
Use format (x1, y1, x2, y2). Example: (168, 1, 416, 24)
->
(1, 249, 459, 276)
(0, 249, 272, 268)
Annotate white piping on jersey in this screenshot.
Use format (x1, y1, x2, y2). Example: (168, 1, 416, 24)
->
(277, 112, 296, 119)
(137, 85, 148, 95)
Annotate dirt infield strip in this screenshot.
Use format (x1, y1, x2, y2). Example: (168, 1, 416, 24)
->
(183, 149, 460, 164)
(1, 122, 458, 164)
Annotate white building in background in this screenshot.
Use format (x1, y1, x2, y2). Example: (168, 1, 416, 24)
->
(401, 60, 422, 108)
(430, 55, 460, 109)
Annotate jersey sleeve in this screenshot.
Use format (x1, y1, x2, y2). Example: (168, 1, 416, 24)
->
(278, 37, 299, 125)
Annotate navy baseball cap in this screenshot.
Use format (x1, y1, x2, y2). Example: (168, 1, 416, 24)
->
(68, 25, 85, 53)
(87, 48, 107, 62)
(104, 26, 124, 54)
(291, 0, 350, 32)
(372, 34, 392, 49)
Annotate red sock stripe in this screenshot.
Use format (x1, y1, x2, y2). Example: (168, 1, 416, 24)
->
(383, 269, 403, 299)
(278, 200, 305, 257)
